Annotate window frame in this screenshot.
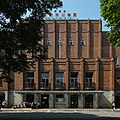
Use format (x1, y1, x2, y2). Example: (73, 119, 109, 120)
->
(47, 39, 51, 46)
(80, 39, 85, 45)
(58, 39, 62, 46)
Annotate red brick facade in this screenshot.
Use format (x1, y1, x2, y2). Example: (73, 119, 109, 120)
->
(0, 20, 120, 108)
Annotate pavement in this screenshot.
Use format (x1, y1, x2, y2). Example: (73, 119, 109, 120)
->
(1, 108, 120, 112)
(1, 108, 120, 120)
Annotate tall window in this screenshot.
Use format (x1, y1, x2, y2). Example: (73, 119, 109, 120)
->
(70, 72, 78, 86)
(47, 39, 51, 46)
(115, 56, 119, 65)
(85, 72, 93, 86)
(55, 72, 64, 84)
(26, 72, 34, 83)
(41, 72, 49, 84)
(80, 39, 85, 45)
(58, 39, 62, 46)
(69, 38, 74, 45)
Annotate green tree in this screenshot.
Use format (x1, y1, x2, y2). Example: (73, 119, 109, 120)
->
(0, 0, 62, 106)
(99, 0, 120, 46)
(0, 0, 63, 79)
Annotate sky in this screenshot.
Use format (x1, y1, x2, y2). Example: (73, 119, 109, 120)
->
(53, 0, 109, 31)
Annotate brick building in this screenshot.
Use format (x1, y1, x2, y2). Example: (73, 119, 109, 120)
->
(0, 19, 120, 108)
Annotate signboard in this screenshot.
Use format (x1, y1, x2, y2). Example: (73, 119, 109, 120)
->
(44, 10, 77, 20)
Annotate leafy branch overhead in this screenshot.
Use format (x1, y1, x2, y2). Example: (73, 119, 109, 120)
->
(0, 0, 63, 74)
(99, 0, 120, 46)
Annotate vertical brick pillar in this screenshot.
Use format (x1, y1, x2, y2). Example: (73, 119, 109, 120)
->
(34, 62, 38, 90)
(76, 20, 79, 58)
(110, 58, 115, 90)
(87, 20, 90, 58)
(65, 21, 69, 58)
(110, 44, 113, 58)
(66, 58, 69, 90)
(80, 57, 85, 90)
(95, 57, 100, 90)
(51, 57, 55, 90)
(53, 20, 56, 58)
(99, 20, 102, 58)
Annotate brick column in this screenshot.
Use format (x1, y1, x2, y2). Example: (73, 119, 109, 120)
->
(66, 58, 69, 90)
(80, 57, 85, 90)
(99, 20, 102, 58)
(110, 58, 115, 90)
(51, 58, 55, 90)
(87, 20, 90, 58)
(110, 44, 113, 58)
(76, 20, 79, 58)
(95, 57, 100, 90)
(34, 62, 39, 90)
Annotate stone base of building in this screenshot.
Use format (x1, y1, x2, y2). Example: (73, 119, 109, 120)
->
(0, 90, 115, 109)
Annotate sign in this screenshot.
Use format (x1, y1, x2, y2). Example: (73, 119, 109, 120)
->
(44, 10, 77, 20)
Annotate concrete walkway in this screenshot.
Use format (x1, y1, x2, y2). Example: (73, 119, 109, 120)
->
(1, 108, 120, 112)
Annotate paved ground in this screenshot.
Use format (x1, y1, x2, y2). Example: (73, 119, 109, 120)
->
(0, 109, 120, 120)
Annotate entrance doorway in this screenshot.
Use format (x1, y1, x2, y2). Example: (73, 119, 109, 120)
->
(115, 96, 120, 108)
(0, 92, 5, 107)
(85, 94, 93, 108)
(70, 94, 78, 108)
(26, 94, 34, 103)
(41, 95, 49, 108)
(26, 94, 34, 108)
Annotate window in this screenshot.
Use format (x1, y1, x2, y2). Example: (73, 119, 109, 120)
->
(80, 39, 85, 45)
(56, 94, 64, 103)
(47, 39, 51, 46)
(55, 72, 64, 85)
(70, 72, 78, 85)
(26, 72, 34, 83)
(41, 72, 49, 83)
(115, 56, 119, 65)
(85, 72, 93, 86)
(69, 38, 74, 45)
(58, 39, 62, 46)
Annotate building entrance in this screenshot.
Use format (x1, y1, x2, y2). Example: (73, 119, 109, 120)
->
(115, 96, 120, 108)
(25, 94, 34, 108)
(41, 95, 49, 108)
(0, 92, 5, 107)
(70, 94, 78, 108)
(85, 94, 93, 108)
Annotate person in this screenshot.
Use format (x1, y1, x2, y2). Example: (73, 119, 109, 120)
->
(112, 102, 115, 111)
(2, 100, 6, 108)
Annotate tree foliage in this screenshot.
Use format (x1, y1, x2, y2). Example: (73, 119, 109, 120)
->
(99, 0, 120, 46)
(0, 0, 62, 79)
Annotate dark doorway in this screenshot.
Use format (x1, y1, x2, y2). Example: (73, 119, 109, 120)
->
(0, 92, 5, 106)
(115, 96, 120, 108)
(85, 94, 93, 108)
(26, 94, 34, 108)
(70, 94, 78, 108)
(41, 95, 49, 108)
(26, 94, 34, 103)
